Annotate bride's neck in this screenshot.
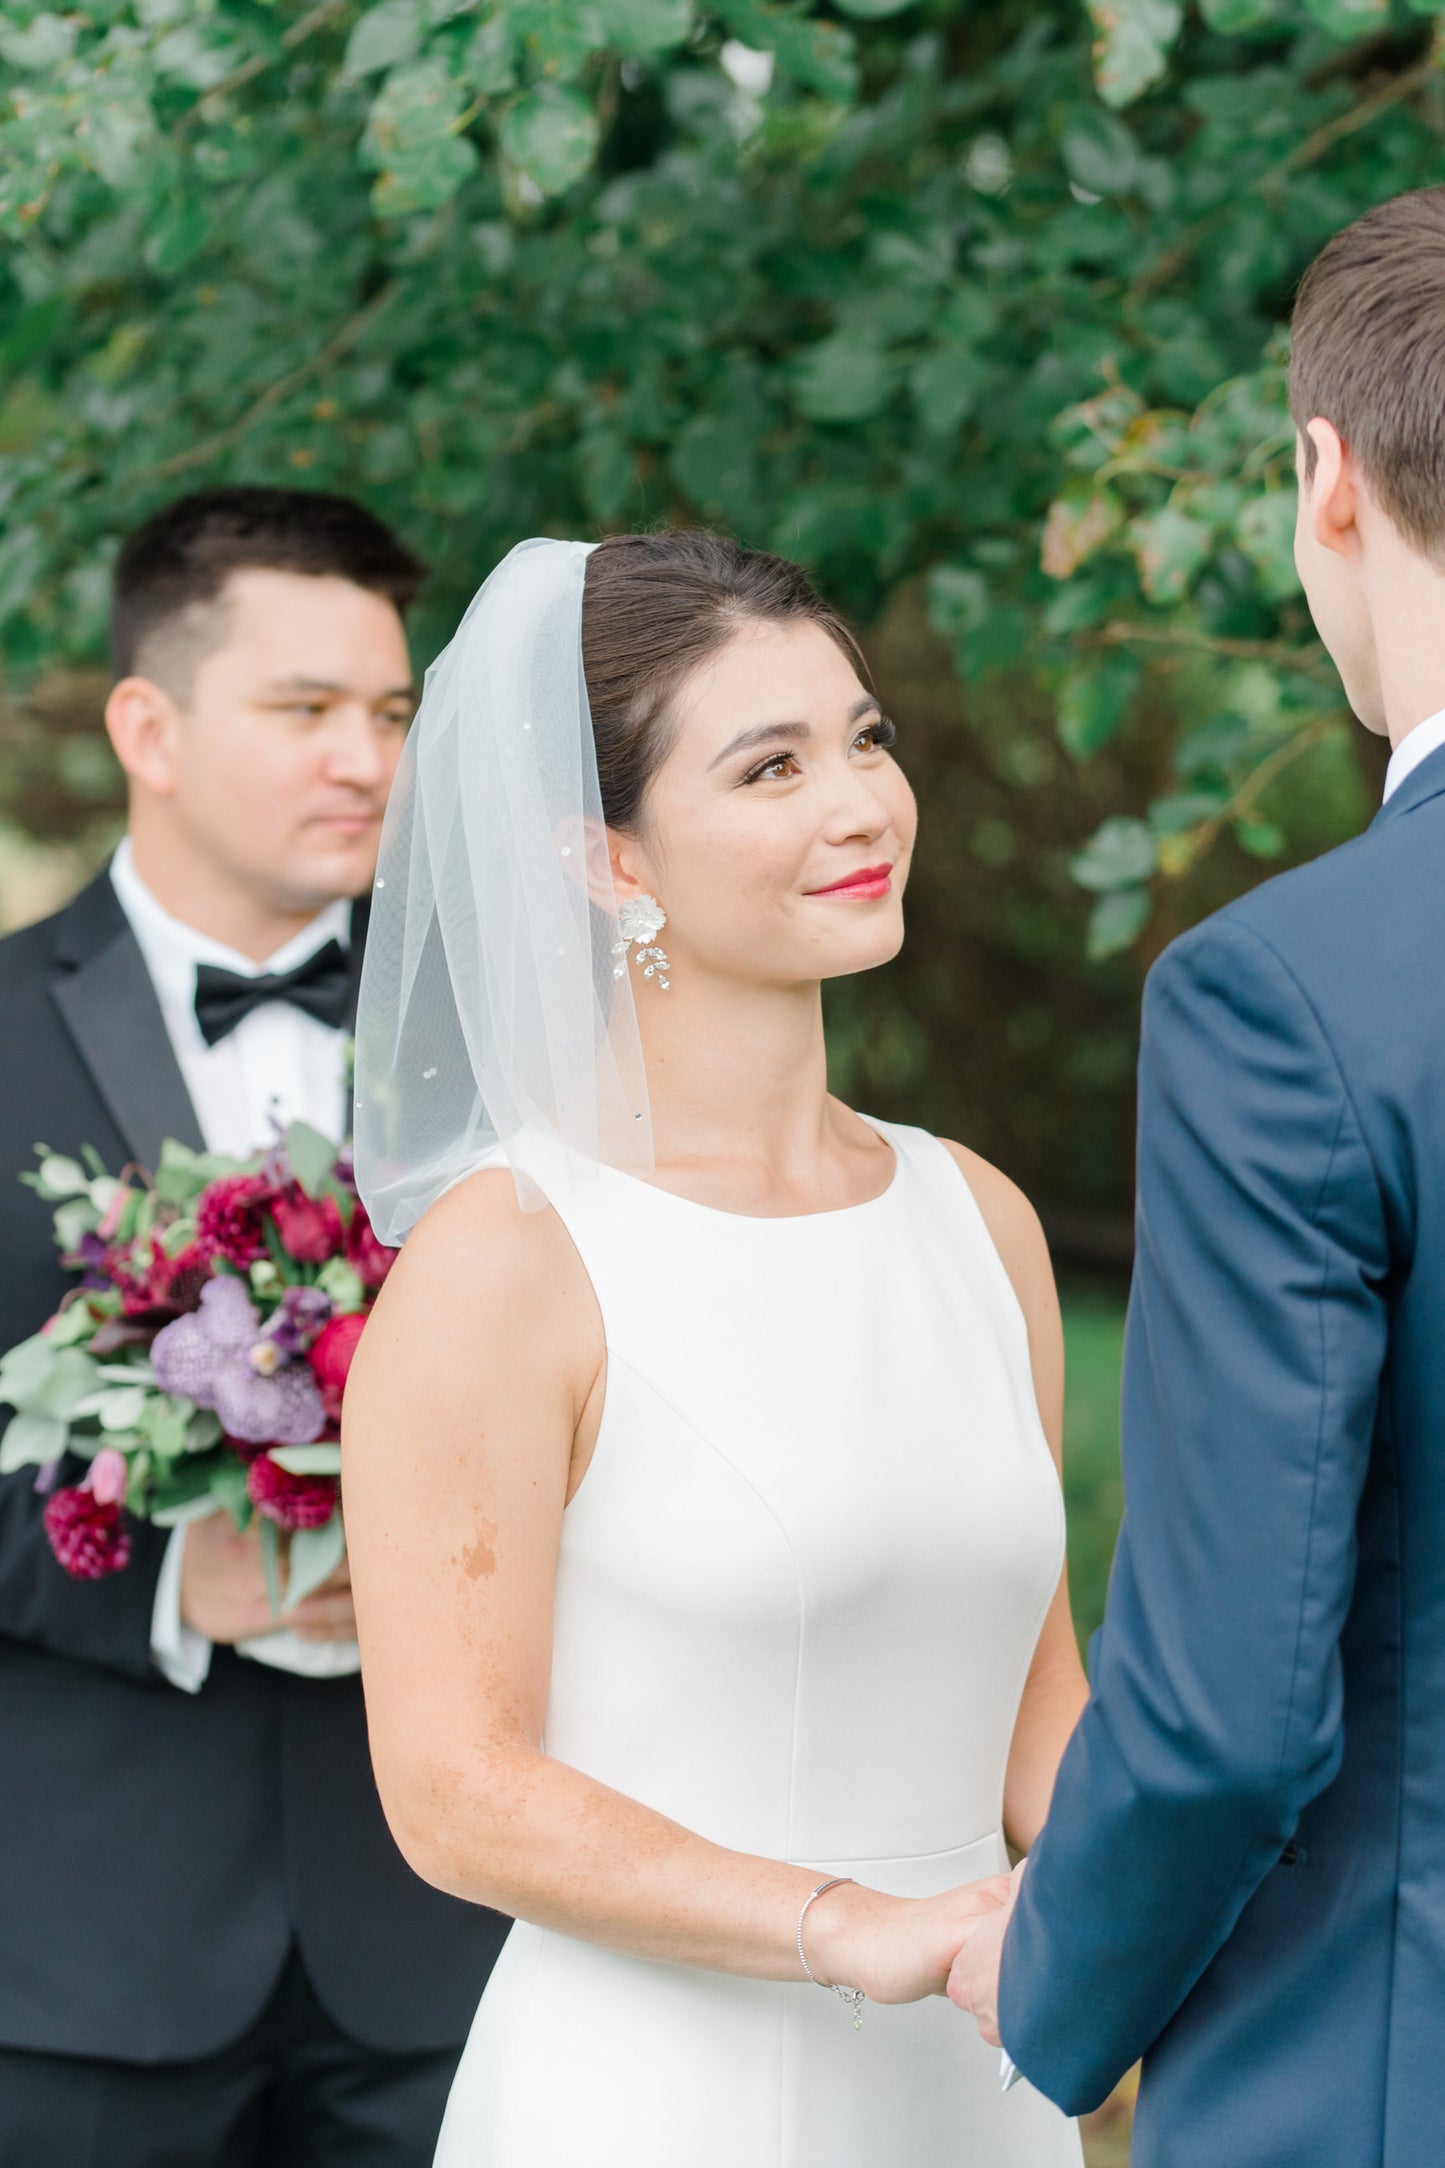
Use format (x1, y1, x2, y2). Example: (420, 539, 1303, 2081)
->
(635, 976, 838, 1186)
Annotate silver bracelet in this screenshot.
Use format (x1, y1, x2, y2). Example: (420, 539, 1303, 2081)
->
(796, 1876, 866, 2028)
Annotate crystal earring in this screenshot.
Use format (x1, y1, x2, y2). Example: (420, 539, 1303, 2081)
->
(612, 896, 671, 991)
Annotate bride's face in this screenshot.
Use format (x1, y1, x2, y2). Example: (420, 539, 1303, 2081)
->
(612, 618, 916, 989)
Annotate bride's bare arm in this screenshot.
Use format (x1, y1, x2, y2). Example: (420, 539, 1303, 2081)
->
(343, 1170, 1007, 1999)
(943, 1145, 1090, 1854)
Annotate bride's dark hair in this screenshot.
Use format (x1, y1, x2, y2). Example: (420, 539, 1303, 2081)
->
(581, 531, 864, 831)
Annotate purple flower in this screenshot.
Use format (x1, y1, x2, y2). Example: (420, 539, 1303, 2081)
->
(150, 1277, 324, 1446)
(260, 1285, 332, 1361)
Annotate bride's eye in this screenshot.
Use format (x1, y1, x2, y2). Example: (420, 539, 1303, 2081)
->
(853, 715, 898, 754)
(741, 749, 803, 785)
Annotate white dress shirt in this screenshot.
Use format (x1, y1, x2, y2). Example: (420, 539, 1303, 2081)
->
(1383, 705, 1445, 803)
(109, 840, 359, 1688)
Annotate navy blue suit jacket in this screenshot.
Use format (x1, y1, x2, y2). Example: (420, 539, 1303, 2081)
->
(999, 745, 1445, 2166)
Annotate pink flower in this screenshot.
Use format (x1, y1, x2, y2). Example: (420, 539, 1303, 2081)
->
(271, 1185, 344, 1264)
(344, 1203, 394, 1290)
(246, 1452, 338, 1531)
(307, 1310, 367, 1424)
(43, 1486, 133, 1579)
(87, 1447, 129, 1507)
(195, 1173, 278, 1269)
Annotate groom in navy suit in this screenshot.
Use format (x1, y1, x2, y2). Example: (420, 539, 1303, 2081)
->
(950, 187, 1445, 2166)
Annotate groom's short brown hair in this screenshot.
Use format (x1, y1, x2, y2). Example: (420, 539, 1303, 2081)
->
(1289, 184, 1445, 556)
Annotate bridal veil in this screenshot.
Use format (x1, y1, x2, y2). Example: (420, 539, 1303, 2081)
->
(352, 537, 654, 1242)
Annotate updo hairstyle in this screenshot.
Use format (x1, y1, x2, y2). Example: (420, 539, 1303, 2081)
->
(581, 531, 864, 831)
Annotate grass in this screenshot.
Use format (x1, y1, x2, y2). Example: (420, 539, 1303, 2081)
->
(1058, 1286, 1134, 2164)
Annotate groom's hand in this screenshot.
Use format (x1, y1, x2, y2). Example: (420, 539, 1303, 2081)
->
(946, 1859, 1024, 2048)
(180, 1514, 357, 1644)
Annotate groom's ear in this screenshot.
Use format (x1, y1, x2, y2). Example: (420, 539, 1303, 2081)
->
(1301, 417, 1360, 560)
(105, 674, 185, 798)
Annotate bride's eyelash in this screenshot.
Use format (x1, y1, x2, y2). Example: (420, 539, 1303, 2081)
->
(739, 715, 899, 787)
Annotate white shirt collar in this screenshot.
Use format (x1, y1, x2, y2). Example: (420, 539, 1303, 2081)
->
(1383, 707, 1445, 804)
(109, 837, 351, 1017)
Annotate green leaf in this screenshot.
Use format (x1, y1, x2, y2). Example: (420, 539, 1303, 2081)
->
(670, 414, 758, 518)
(155, 1139, 245, 1209)
(1129, 503, 1212, 604)
(793, 332, 891, 424)
(1087, 886, 1151, 961)
(260, 1515, 283, 1615)
(908, 351, 980, 439)
(1062, 109, 1140, 197)
(284, 1513, 346, 1611)
(150, 1456, 226, 1526)
(345, 0, 426, 79)
(1057, 650, 1142, 759)
(1088, 0, 1183, 108)
(596, 0, 694, 55)
(284, 1120, 342, 1201)
(143, 193, 210, 276)
(1236, 490, 1299, 602)
(269, 1444, 344, 1475)
(499, 83, 600, 197)
(1198, 0, 1277, 26)
(1300, 0, 1388, 39)
(1071, 816, 1158, 892)
(1235, 817, 1287, 858)
(833, 0, 916, 15)
(210, 1458, 252, 1531)
(0, 1410, 67, 1474)
(579, 426, 637, 522)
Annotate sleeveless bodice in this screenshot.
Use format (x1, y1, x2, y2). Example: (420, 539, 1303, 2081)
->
(544, 1117, 1065, 1864)
(435, 1118, 1082, 2167)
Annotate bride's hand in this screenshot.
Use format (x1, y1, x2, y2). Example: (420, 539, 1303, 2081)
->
(801, 1874, 1014, 2006)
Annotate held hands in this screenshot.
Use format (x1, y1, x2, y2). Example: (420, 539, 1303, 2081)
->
(945, 1859, 1026, 2047)
(801, 1872, 1015, 2008)
(178, 1512, 357, 1645)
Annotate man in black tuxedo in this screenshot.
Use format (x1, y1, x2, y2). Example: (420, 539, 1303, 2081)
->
(0, 488, 505, 2165)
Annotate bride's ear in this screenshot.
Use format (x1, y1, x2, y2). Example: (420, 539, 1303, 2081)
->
(558, 817, 651, 911)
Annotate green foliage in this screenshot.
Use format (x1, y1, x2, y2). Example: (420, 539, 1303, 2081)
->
(0, 0, 1441, 1227)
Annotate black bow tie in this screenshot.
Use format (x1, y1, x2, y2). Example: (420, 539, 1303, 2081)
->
(193, 940, 353, 1048)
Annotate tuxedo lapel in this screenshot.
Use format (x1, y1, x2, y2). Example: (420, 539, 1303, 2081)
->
(48, 873, 204, 1174)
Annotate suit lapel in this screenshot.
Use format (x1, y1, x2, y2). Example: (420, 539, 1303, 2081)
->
(48, 873, 205, 1174)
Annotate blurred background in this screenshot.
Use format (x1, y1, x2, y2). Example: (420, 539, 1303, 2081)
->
(5, 4, 1443, 2154)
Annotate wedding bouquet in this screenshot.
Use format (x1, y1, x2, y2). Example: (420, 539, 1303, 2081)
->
(0, 1124, 392, 1613)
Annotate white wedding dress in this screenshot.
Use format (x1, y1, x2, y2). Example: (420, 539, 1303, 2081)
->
(434, 1117, 1082, 2166)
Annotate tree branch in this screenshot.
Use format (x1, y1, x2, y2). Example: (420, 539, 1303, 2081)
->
(141, 276, 400, 482)
(1095, 619, 1341, 687)
(179, 0, 351, 127)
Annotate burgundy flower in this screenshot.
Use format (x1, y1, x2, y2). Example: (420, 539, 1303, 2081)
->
(116, 1237, 212, 1321)
(307, 1310, 367, 1425)
(43, 1486, 132, 1579)
(271, 1186, 344, 1264)
(246, 1452, 338, 1531)
(195, 1172, 278, 1269)
(344, 1203, 394, 1291)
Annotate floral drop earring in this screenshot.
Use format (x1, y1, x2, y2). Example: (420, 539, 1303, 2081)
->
(613, 896, 671, 991)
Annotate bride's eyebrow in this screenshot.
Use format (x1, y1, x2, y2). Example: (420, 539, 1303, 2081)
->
(707, 697, 879, 771)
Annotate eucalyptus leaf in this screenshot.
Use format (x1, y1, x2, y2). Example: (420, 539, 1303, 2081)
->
(284, 1514, 347, 1611)
(269, 1444, 343, 1475)
(260, 1516, 283, 1617)
(284, 1120, 342, 1201)
(0, 1332, 61, 1411)
(0, 1410, 67, 1473)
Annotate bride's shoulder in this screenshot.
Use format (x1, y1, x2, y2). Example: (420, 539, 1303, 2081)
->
(371, 1166, 597, 1345)
(931, 1137, 1055, 1310)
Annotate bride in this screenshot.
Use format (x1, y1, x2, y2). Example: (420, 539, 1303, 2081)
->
(343, 531, 1087, 2164)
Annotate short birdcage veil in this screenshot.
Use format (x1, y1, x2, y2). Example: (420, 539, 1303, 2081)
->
(352, 538, 654, 1243)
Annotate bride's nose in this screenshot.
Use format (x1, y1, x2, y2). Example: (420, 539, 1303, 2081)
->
(819, 766, 893, 845)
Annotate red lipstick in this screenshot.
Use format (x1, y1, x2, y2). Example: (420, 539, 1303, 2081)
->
(805, 863, 893, 901)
